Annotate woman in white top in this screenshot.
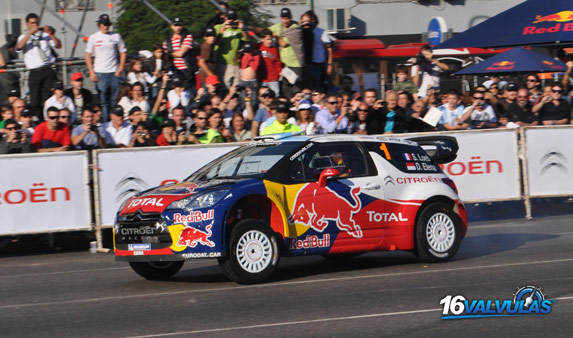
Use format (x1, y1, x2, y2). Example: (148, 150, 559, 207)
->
(117, 82, 150, 118)
(127, 58, 155, 95)
(295, 100, 317, 135)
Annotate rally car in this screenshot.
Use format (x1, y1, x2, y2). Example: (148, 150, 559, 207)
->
(114, 134, 468, 284)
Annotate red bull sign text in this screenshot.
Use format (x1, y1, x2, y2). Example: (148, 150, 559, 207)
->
(289, 234, 331, 250)
(524, 11, 573, 35)
(173, 210, 214, 224)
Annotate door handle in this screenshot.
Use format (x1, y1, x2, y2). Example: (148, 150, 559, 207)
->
(364, 183, 381, 190)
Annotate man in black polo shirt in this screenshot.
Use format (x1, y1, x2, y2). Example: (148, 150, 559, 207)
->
(503, 88, 538, 127)
(532, 84, 570, 125)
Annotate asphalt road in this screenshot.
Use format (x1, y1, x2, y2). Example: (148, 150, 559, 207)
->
(1, 215, 572, 338)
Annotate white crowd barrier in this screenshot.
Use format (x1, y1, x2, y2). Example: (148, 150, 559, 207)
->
(398, 129, 521, 202)
(0, 152, 91, 236)
(2, 126, 573, 236)
(93, 144, 238, 227)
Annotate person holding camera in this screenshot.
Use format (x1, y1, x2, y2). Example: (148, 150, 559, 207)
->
(0, 119, 35, 154)
(129, 122, 155, 148)
(532, 84, 570, 125)
(71, 107, 106, 150)
(412, 45, 448, 99)
(85, 14, 127, 123)
(17, 13, 61, 122)
(214, 8, 249, 90)
(461, 90, 498, 129)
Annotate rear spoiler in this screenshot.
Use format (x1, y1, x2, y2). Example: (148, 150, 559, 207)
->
(407, 136, 458, 164)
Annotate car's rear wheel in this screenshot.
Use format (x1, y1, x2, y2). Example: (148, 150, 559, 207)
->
(218, 219, 280, 284)
(129, 261, 184, 280)
(415, 202, 461, 263)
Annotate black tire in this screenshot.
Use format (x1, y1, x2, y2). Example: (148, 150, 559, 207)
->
(129, 261, 184, 280)
(415, 202, 461, 263)
(218, 219, 280, 284)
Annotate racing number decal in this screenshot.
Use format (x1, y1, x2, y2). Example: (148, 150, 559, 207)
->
(380, 143, 391, 160)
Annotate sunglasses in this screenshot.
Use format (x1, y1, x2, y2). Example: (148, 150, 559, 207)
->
(327, 101, 338, 104)
(527, 79, 537, 82)
(552, 89, 563, 93)
(517, 95, 528, 98)
(48, 116, 59, 120)
(196, 117, 207, 120)
(6, 127, 17, 130)
(59, 115, 70, 119)
(473, 96, 484, 100)
(490, 86, 498, 89)
(358, 109, 368, 112)
(476, 90, 486, 93)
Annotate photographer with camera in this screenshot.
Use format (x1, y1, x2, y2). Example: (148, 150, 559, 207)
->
(0, 119, 35, 154)
(461, 90, 498, 129)
(17, 13, 61, 122)
(412, 45, 448, 99)
(129, 122, 155, 148)
(214, 8, 250, 90)
(71, 107, 106, 150)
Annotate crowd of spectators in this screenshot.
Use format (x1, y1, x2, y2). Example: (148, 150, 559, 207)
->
(2, 5, 573, 155)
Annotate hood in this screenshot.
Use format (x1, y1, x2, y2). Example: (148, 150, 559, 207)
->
(119, 179, 239, 214)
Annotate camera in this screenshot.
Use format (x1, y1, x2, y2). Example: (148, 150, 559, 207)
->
(477, 101, 485, 106)
(415, 53, 429, 66)
(89, 124, 98, 132)
(137, 132, 147, 137)
(229, 20, 238, 28)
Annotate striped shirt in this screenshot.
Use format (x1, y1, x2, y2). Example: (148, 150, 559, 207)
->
(163, 34, 193, 70)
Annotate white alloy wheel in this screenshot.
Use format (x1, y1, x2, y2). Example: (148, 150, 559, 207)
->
(425, 212, 455, 253)
(236, 230, 273, 273)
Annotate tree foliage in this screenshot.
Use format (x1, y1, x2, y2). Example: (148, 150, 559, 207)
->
(116, 0, 273, 53)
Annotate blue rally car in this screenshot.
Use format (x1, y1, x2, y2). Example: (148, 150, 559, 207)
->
(114, 134, 468, 284)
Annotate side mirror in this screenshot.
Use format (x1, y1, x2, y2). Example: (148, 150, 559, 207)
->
(318, 168, 340, 187)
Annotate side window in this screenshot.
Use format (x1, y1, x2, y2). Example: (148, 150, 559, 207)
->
(288, 143, 368, 183)
(366, 142, 442, 174)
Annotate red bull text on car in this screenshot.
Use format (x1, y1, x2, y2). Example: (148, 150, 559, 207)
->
(114, 134, 468, 284)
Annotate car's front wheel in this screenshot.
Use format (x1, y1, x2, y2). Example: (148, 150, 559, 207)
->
(415, 202, 461, 263)
(129, 261, 184, 280)
(218, 219, 280, 284)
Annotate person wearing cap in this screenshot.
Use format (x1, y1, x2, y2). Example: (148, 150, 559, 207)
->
(155, 119, 179, 146)
(31, 106, 71, 152)
(163, 17, 197, 91)
(199, 28, 218, 86)
(0, 118, 35, 154)
(167, 78, 191, 114)
(71, 107, 106, 150)
(261, 101, 301, 136)
(214, 7, 250, 89)
(7, 88, 21, 104)
(99, 106, 133, 148)
(17, 13, 61, 121)
(294, 100, 317, 135)
(43, 81, 76, 123)
(18, 108, 36, 138)
(269, 8, 302, 97)
(251, 86, 276, 137)
(85, 14, 127, 123)
(461, 90, 498, 129)
(64, 72, 94, 115)
(239, 40, 261, 101)
(494, 83, 518, 118)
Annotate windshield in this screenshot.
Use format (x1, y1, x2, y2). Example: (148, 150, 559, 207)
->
(186, 141, 304, 181)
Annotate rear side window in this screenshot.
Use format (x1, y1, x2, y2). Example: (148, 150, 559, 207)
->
(366, 142, 442, 174)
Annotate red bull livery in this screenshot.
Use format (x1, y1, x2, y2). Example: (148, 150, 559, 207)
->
(114, 134, 468, 284)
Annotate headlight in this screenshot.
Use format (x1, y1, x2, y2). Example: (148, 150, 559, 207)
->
(166, 188, 230, 211)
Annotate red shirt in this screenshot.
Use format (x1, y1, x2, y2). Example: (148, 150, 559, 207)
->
(155, 134, 175, 146)
(240, 53, 261, 72)
(258, 44, 282, 82)
(31, 122, 71, 149)
(163, 34, 194, 70)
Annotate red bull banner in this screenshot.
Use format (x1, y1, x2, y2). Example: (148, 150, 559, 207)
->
(0, 152, 91, 235)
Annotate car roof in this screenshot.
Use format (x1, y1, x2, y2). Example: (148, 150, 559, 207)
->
(252, 133, 417, 146)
